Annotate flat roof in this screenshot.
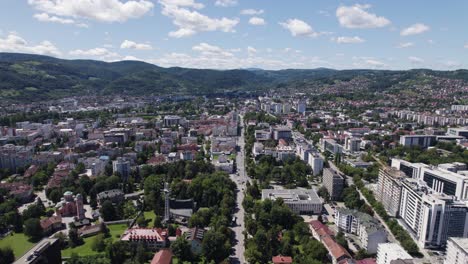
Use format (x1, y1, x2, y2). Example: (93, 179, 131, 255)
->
(261, 189, 321, 204)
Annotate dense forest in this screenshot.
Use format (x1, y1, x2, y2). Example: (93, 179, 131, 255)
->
(1, 52, 468, 102)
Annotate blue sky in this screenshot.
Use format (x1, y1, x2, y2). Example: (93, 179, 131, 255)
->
(0, 0, 467, 70)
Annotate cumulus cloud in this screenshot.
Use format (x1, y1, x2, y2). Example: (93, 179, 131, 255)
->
(160, 0, 239, 38)
(0, 32, 61, 56)
(69, 47, 120, 60)
(336, 4, 390, 29)
(247, 46, 257, 56)
(400, 23, 430, 36)
(192, 42, 233, 57)
(279, 19, 319, 37)
(249, 17, 265, 26)
(352, 56, 386, 68)
(397, 42, 414, 48)
(215, 0, 237, 7)
(332, 36, 365, 44)
(34, 12, 75, 25)
(28, 0, 154, 23)
(120, 40, 152, 50)
(240, 9, 264, 15)
(408, 56, 424, 64)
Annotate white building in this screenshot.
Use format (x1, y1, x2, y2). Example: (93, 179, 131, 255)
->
(261, 189, 322, 214)
(399, 179, 468, 248)
(335, 208, 387, 254)
(445, 237, 468, 264)
(376, 243, 412, 264)
(376, 167, 405, 217)
(308, 153, 324, 176)
(112, 157, 131, 180)
(344, 137, 361, 153)
(399, 135, 437, 148)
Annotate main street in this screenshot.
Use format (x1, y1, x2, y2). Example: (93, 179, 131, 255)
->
(230, 114, 249, 264)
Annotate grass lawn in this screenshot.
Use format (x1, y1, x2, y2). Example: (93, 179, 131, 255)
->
(143, 211, 156, 228)
(0, 232, 36, 259)
(61, 223, 128, 258)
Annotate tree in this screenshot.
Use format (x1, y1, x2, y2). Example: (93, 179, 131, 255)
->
(24, 218, 43, 241)
(136, 215, 147, 227)
(48, 189, 62, 204)
(202, 230, 230, 263)
(153, 214, 162, 228)
(171, 237, 192, 260)
(317, 186, 330, 203)
(68, 227, 83, 248)
(100, 200, 117, 221)
(91, 234, 107, 252)
(0, 247, 15, 264)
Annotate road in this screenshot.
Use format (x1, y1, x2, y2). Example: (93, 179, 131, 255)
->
(230, 115, 249, 264)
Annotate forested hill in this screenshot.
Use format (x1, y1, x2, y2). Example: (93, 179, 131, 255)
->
(0, 52, 467, 102)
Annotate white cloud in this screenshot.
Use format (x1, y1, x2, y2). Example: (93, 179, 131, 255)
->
(240, 9, 264, 15)
(34, 12, 73, 24)
(408, 56, 424, 64)
(318, 10, 330, 17)
(464, 43, 468, 49)
(401, 23, 430, 36)
(69, 47, 120, 60)
(332, 36, 365, 44)
(192, 42, 233, 57)
(249, 17, 265, 26)
(160, 0, 239, 38)
(0, 32, 61, 56)
(120, 40, 152, 50)
(247, 46, 257, 56)
(397, 42, 414, 48)
(28, 0, 154, 23)
(160, 0, 204, 9)
(279, 19, 319, 37)
(352, 56, 386, 68)
(336, 4, 390, 29)
(215, 0, 237, 7)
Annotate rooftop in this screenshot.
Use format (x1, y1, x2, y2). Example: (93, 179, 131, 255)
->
(261, 189, 321, 204)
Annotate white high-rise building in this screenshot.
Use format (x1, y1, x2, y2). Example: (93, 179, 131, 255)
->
(308, 153, 323, 176)
(376, 167, 405, 217)
(445, 237, 468, 264)
(399, 179, 468, 248)
(376, 243, 412, 264)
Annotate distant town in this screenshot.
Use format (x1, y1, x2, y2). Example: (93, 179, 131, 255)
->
(0, 92, 467, 264)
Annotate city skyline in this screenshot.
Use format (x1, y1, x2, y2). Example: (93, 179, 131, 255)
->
(0, 0, 467, 70)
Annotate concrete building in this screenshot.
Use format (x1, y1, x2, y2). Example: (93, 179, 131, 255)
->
(121, 228, 168, 251)
(399, 135, 437, 148)
(335, 208, 387, 254)
(296, 100, 306, 114)
(272, 126, 292, 141)
(376, 167, 405, 217)
(321, 138, 343, 154)
(447, 127, 468, 138)
(97, 189, 125, 205)
(399, 179, 468, 248)
(113, 157, 131, 180)
(163, 115, 183, 127)
(261, 189, 322, 214)
(376, 243, 412, 264)
(308, 153, 324, 176)
(345, 137, 361, 153)
(323, 168, 345, 201)
(0, 144, 33, 172)
(445, 237, 468, 264)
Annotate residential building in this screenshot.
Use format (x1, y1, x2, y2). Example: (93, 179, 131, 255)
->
(309, 220, 334, 241)
(345, 137, 361, 153)
(399, 179, 468, 248)
(308, 153, 324, 176)
(40, 215, 63, 235)
(321, 138, 343, 154)
(0, 144, 33, 172)
(163, 115, 184, 127)
(322, 235, 352, 264)
(113, 157, 131, 180)
(97, 189, 125, 205)
(399, 135, 437, 148)
(121, 228, 168, 251)
(335, 208, 387, 254)
(323, 168, 345, 201)
(272, 126, 292, 140)
(185, 227, 205, 255)
(376, 167, 405, 217)
(445, 237, 468, 264)
(261, 189, 322, 214)
(376, 243, 412, 264)
(151, 249, 173, 264)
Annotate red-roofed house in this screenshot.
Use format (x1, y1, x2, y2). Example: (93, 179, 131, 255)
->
(121, 228, 168, 251)
(40, 215, 63, 235)
(272, 255, 293, 264)
(322, 235, 351, 264)
(309, 220, 334, 241)
(150, 249, 173, 264)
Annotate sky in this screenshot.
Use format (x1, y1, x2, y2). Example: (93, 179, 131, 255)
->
(0, 0, 467, 70)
